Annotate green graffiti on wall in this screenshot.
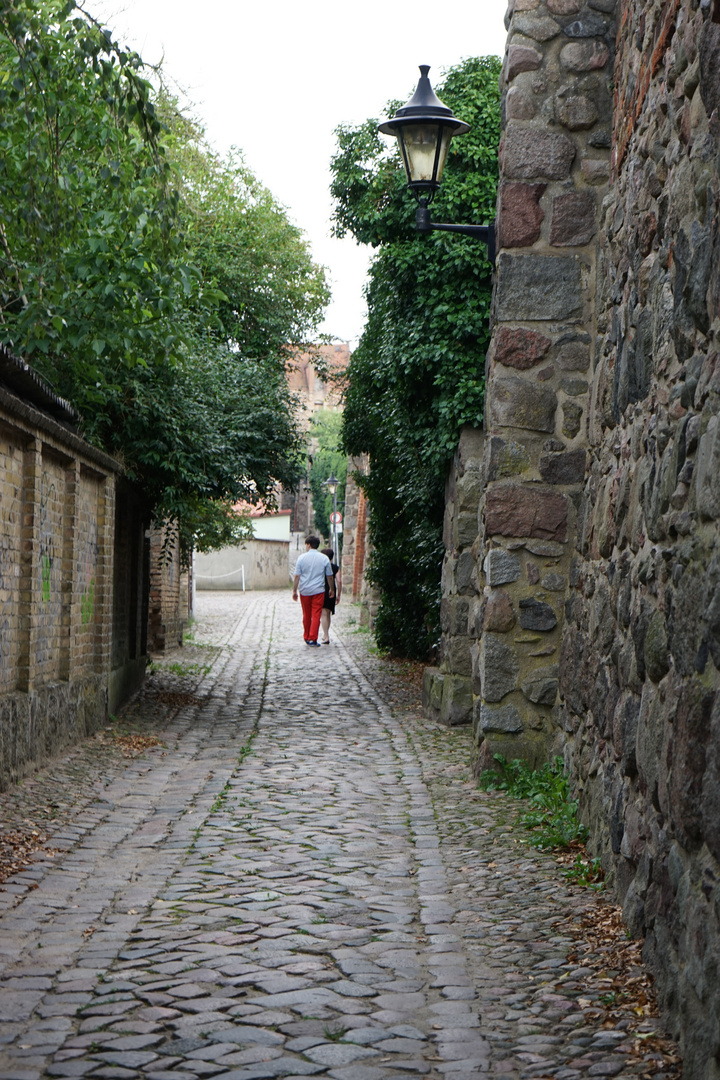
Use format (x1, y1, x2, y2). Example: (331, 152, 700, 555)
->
(81, 580, 95, 626)
(41, 555, 51, 602)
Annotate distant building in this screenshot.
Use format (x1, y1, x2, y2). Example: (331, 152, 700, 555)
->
(280, 343, 351, 534)
(286, 343, 350, 422)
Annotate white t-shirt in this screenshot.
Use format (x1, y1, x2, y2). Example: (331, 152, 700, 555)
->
(294, 549, 332, 596)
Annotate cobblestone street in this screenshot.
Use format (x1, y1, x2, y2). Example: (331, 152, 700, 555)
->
(0, 592, 675, 1080)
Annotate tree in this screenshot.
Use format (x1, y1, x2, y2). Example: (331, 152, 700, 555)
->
(160, 99, 329, 364)
(0, 0, 189, 403)
(0, 0, 329, 551)
(146, 97, 331, 549)
(306, 410, 347, 543)
(330, 57, 501, 658)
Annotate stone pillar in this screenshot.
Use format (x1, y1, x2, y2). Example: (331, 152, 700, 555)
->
(473, 0, 614, 770)
(424, 428, 483, 726)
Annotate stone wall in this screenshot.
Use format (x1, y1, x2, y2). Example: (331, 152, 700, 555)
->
(0, 377, 119, 789)
(424, 428, 483, 726)
(475, 0, 720, 1072)
(559, 1, 720, 1074)
(474, 0, 613, 769)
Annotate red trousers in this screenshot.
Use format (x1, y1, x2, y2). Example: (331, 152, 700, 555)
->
(300, 592, 325, 642)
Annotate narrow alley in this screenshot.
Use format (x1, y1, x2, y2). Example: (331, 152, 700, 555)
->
(0, 593, 674, 1080)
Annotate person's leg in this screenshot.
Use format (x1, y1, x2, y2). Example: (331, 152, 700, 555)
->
(320, 608, 331, 643)
(300, 594, 313, 640)
(308, 592, 324, 643)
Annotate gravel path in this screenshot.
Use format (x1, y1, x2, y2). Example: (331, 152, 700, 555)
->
(0, 590, 678, 1080)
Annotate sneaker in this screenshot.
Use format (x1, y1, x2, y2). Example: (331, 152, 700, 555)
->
(307, 640, 320, 647)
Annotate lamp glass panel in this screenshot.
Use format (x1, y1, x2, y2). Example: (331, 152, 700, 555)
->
(400, 123, 453, 185)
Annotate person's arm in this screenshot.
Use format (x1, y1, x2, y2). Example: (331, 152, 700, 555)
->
(292, 573, 300, 600)
(326, 562, 335, 598)
(335, 569, 342, 603)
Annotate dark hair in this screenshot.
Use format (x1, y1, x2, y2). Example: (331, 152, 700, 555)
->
(321, 548, 334, 560)
(305, 535, 320, 549)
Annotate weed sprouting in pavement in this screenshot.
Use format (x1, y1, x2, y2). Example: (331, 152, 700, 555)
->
(323, 1024, 348, 1041)
(563, 851, 605, 889)
(479, 755, 595, 868)
(210, 780, 232, 814)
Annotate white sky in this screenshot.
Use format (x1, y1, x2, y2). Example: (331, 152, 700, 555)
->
(94, 0, 509, 344)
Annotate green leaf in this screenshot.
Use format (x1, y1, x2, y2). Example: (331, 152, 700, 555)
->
(0, 0, 327, 560)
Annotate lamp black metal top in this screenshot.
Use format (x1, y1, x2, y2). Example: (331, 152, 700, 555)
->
(378, 64, 468, 128)
(378, 65, 496, 266)
(323, 472, 339, 496)
(378, 65, 469, 196)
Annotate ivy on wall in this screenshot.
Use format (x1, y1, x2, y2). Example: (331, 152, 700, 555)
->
(329, 56, 501, 658)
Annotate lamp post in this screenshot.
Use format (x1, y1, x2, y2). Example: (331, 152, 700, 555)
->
(378, 65, 496, 265)
(323, 472, 340, 560)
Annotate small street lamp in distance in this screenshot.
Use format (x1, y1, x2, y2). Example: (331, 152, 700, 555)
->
(378, 65, 496, 265)
(322, 472, 340, 560)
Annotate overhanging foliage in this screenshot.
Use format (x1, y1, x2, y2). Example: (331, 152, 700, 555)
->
(0, 0, 329, 550)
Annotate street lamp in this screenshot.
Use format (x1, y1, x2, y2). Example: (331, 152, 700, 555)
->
(323, 472, 340, 559)
(378, 65, 496, 265)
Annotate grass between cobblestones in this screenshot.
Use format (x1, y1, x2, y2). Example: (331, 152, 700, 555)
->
(0, 593, 684, 1079)
(339, 611, 682, 1078)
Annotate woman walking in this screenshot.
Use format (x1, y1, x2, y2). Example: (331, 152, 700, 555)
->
(319, 547, 341, 644)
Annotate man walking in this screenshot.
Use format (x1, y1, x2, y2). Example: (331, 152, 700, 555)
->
(292, 536, 335, 646)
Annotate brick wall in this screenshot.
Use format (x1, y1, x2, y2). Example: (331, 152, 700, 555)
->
(109, 482, 149, 711)
(352, 489, 367, 597)
(0, 383, 119, 788)
(147, 522, 187, 653)
(0, 425, 23, 693)
(340, 454, 380, 625)
(340, 455, 368, 599)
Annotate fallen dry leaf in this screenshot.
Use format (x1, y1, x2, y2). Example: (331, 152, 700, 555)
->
(0, 828, 49, 885)
(111, 734, 163, 757)
(561, 900, 682, 1077)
